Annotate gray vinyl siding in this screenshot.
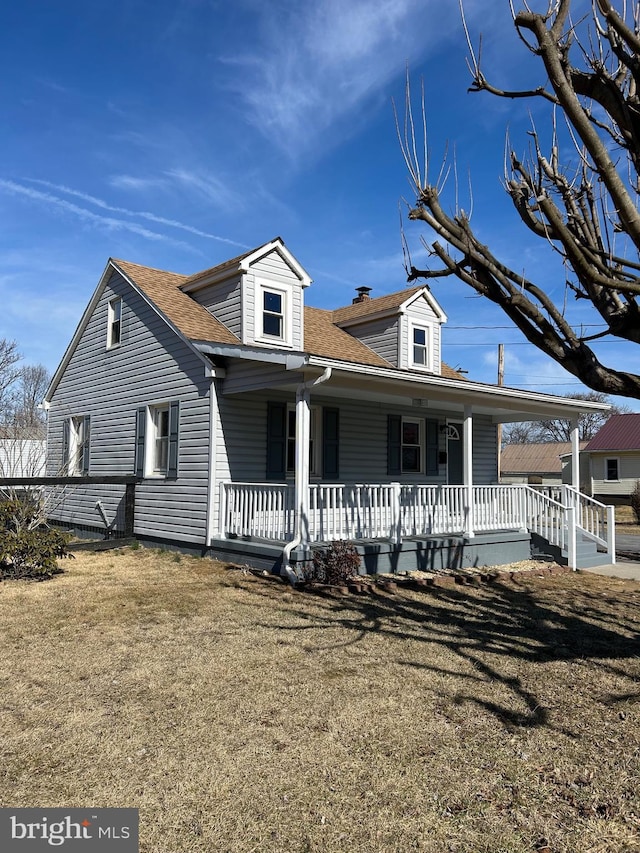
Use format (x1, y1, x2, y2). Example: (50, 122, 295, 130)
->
(47, 270, 213, 544)
(213, 393, 498, 500)
(472, 416, 498, 483)
(222, 360, 303, 395)
(589, 451, 640, 496)
(403, 296, 442, 374)
(189, 275, 242, 338)
(344, 317, 399, 366)
(243, 251, 305, 349)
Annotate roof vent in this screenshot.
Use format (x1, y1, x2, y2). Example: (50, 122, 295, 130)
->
(353, 286, 372, 304)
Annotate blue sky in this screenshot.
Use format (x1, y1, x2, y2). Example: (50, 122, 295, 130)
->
(2, 0, 638, 410)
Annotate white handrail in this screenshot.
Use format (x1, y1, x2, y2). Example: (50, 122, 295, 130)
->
(522, 485, 576, 569)
(218, 481, 611, 569)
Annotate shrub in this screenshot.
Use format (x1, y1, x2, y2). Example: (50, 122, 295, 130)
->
(630, 481, 640, 525)
(0, 499, 72, 580)
(309, 540, 362, 585)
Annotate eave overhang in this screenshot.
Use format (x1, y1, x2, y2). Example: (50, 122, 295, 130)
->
(193, 342, 610, 422)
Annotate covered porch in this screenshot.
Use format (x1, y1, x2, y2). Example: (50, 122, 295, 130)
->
(218, 480, 615, 574)
(206, 354, 615, 578)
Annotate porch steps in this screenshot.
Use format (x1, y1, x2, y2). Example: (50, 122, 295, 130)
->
(533, 531, 610, 569)
(562, 533, 609, 569)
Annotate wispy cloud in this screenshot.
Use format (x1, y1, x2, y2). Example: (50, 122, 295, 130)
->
(222, 0, 461, 156)
(21, 179, 249, 249)
(0, 180, 194, 247)
(108, 174, 166, 192)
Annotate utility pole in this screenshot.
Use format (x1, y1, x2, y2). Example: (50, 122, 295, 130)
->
(497, 344, 504, 482)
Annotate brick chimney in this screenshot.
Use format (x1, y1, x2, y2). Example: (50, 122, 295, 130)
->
(352, 286, 372, 304)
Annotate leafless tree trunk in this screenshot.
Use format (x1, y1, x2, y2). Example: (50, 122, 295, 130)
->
(400, 0, 640, 399)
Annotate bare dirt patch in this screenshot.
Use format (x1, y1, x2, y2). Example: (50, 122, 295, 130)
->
(1, 547, 639, 852)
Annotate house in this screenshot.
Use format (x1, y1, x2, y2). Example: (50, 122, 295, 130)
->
(43, 238, 615, 575)
(0, 437, 46, 480)
(574, 413, 640, 502)
(500, 441, 588, 485)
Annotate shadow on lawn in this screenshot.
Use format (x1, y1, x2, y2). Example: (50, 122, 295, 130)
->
(236, 571, 640, 731)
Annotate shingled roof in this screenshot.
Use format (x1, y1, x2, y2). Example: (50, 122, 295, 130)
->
(113, 259, 239, 345)
(303, 307, 390, 367)
(332, 286, 424, 324)
(112, 257, 466, 379)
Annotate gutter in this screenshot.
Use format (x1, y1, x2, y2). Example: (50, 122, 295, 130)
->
(281, 366, 333, 585)
(304, 357, 610, 416)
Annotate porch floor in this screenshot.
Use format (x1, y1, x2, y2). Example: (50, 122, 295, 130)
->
(209, 529, 533, 575)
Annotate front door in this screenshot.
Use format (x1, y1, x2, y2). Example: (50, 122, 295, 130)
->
(447, 422, 463, 485)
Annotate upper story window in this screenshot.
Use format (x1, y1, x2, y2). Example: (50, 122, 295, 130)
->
(412, 326, 429, 367)
(605, 458, 619, 481)
(263, 290, 284, 338)
(255, 281, 292, 347)
(107, 297, 122, 348)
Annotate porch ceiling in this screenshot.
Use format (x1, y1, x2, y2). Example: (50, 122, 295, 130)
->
(300, 369, 597, 423)
(211, 348, 608, 424)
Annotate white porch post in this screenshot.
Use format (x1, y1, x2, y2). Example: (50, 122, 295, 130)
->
(463, 405, 474, 538)
(570, 416, 580, 493)
(294, 385, 311, 553)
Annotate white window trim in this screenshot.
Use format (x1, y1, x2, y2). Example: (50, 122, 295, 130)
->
(146, 404, 170, 478)
(604, 457, 620, 481)
(254, 280, 293, 348)
(401, 416, 424, 474)
(67, 416, 87, 475)
(410, 322, 431, 371)
(107, 296, 122, 349)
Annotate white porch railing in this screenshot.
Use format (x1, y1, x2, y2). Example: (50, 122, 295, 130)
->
(531, 484, 615, 561)
(522, 486, 576, 568)
(219, 481, 615, 568)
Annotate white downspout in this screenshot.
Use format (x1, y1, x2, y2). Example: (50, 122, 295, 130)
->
(205, 373, 218, 548)
(282, 367, 332, 584)
(463, 405, 474, 538)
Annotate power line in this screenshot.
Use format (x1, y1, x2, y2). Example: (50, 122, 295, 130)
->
(447, 323, 607, 330)
(442, 336, 633, 347)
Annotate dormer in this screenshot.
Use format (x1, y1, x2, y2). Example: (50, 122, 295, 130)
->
(333, 286, 447, 375)
(180, 238, 311, 350)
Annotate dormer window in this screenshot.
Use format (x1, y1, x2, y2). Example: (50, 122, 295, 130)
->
(255, 280, 292, 347)
(412, 326, 428, 367)
(410, 323, 431, 370)
(107, 297, 122, 348)
(263, 290, 284, 338)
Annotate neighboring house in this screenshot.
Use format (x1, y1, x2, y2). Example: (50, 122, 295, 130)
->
(0, 438, 46, 479)
(575, 413, 640, 501)
(501, 441, 588, 485)
(43, 238, 613, 574)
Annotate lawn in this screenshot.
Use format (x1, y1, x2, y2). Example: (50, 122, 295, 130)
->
(1, 547, 639, 853)
(616, 504, 640, 537)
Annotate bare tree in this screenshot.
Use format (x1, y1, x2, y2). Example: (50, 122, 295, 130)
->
(0, 339, 21, 414)
(502, 421, 546, 445)
(400, 0, 640, 400)
(11, 364, 50, 436)
(503, 390, 631, 443)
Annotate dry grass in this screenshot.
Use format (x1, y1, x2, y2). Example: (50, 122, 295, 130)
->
(616, 504, 640, 537)
(1, 548, 640, 853)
